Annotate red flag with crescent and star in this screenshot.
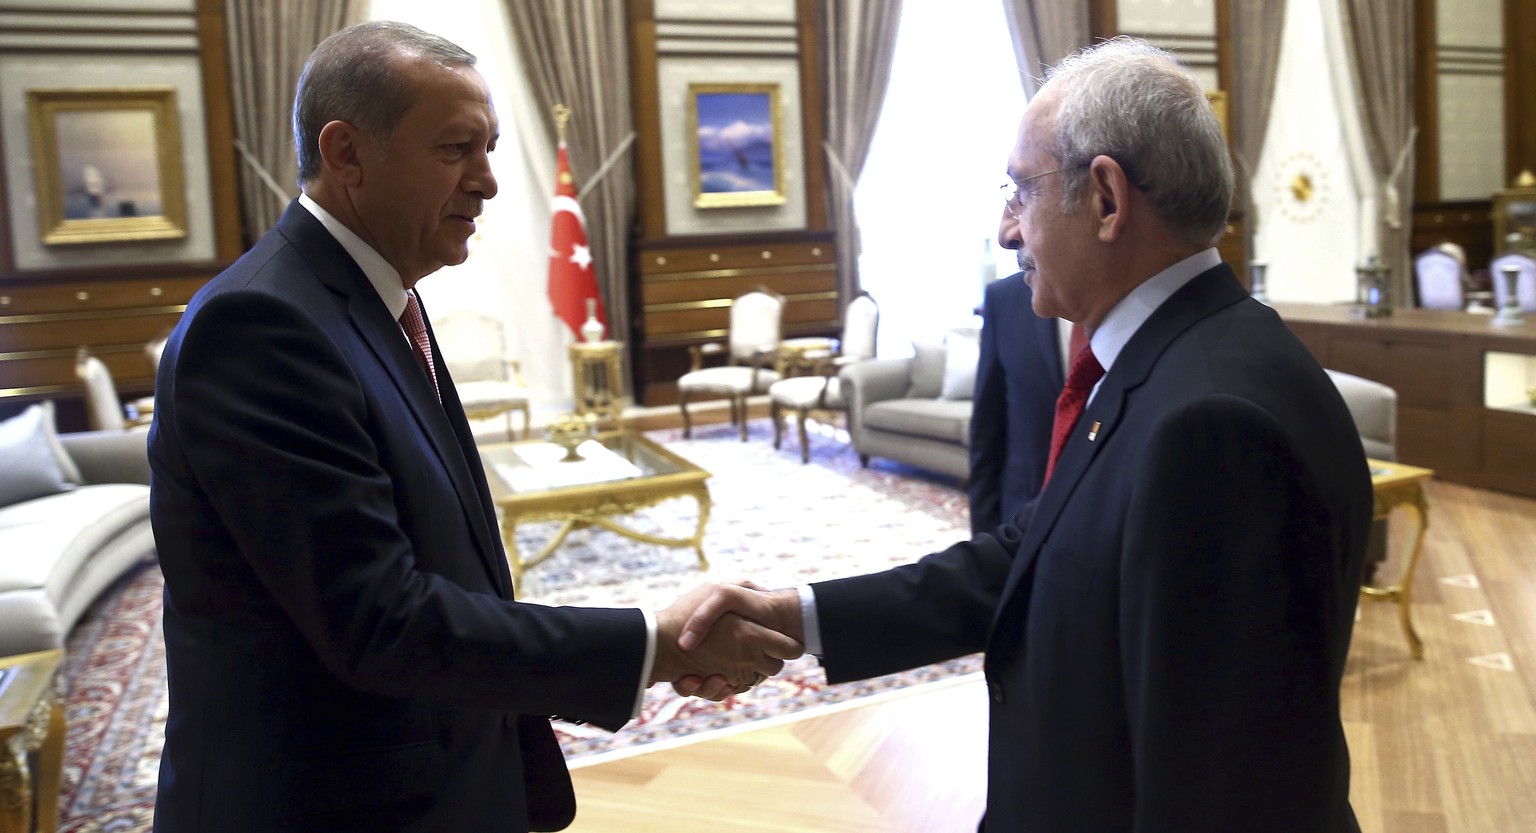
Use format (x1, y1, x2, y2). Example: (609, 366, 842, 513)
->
(547, 141, 606, 340)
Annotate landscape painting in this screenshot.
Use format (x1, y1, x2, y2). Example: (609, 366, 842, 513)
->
(690, 83, 786, 208)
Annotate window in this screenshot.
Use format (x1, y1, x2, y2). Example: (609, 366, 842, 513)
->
(855, 2, 1028, 357)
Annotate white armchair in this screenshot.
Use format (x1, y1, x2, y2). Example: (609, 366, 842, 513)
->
(1413, 244, 1467, 310)
(677, 288, 785, 441)
(768, 291, 880, 462)
(434, 312, 531, 440)
(74, 347, 150, 432)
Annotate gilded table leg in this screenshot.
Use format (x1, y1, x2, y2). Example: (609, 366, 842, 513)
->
(0, 735, 29, 833)
(502, 514, 525, 585)
(687, 483, 712, 570)
(36, 698, 62, 833)
(1361, 483, 1429, 660)
(1391, 489, 1429, 660)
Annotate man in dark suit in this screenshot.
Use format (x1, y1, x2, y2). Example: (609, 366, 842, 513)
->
(677, 37, 1371, 832)
(147, 22, 797, 833)
(968, 269, 1062, 534)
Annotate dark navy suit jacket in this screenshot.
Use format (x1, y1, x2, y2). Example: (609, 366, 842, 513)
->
(149, 202, 644, 832)
(814, 264, 1371, 833)
(968, 272, 1062, 534)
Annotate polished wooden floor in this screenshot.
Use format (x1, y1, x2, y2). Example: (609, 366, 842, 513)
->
(565, 477, 1536, 832)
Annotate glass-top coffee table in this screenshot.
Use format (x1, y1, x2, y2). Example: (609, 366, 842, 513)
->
(479, 430, 711, 582)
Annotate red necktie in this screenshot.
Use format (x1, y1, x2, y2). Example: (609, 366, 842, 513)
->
(400, 292, 441, 401)
(1043, 342, 1104, 486)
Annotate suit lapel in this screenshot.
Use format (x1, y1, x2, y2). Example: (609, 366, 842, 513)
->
(277, 203, 512, 598)
(990, 264, 1250, 626)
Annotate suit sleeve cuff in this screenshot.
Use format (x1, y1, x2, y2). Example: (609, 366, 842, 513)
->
(635, 608, 657, 718)
(798, 584, 823, 657)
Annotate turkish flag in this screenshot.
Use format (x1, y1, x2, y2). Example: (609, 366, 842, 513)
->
(547, 142, 606, 339)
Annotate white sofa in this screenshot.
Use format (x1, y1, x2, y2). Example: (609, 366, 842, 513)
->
(0, 405, 154, 657)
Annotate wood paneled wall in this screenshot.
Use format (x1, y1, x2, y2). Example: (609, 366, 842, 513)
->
(626, 0, 838, 405)
(0, 0, 240, 430)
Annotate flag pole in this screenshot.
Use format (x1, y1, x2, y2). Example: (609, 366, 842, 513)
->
(552, 103, 570, 145)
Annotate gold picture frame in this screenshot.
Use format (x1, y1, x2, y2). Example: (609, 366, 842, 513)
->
(25, 86, 188, 246)
(688, 83, 787, 209)
(1492, 170, 1536, 255)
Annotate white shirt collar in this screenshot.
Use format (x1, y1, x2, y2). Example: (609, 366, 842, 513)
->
(298, 192, 410, 321)
(1088, 247, 1220, 374)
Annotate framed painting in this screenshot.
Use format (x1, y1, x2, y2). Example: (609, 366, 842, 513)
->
(25, 86, 188, 246)
(688, 83, 787, 209)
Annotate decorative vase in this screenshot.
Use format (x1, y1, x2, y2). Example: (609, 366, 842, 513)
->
(580, 298, 605, 343)
(546, 413, 595, 461)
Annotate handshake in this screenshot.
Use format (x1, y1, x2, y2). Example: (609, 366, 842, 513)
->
(648, 581, 805, 701)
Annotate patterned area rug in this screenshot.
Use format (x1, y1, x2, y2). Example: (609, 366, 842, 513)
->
(55, 420, 977, 830)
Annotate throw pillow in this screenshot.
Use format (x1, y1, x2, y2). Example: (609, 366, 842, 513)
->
(39, 400, 83, 485)
(907, 341, 947, 399)
(0, 402, 78, 508)
(940, 329, 980, 400)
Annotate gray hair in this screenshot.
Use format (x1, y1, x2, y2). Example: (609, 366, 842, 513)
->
(293, 21, 476, 184)
(1043, 37, 1233, 247)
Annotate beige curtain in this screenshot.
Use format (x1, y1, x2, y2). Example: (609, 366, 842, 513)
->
(821, 0, 904, 305)
(999, 0, 1090, 96)
(1339, 0, 1415, 307)
(1229, 1, 1287, 269)
(225, 1, 364, 246)
(505, 1, 635, 348)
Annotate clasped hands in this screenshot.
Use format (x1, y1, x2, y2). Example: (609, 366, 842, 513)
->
(649, 581, 804, 702)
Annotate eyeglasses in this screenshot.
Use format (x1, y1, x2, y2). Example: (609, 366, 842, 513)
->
(1000, 164, 1088, 218)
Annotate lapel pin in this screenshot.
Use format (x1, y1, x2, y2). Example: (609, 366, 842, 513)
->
(1088, 420, 1101, 441)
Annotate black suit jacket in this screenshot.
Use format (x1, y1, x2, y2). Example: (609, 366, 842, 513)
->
(968, 272, 1062, 534)
(149, 202, 645, 832)
(813, 264, 1370, 832)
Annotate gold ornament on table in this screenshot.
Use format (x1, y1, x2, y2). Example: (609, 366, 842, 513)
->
(546, 412, 597, 461)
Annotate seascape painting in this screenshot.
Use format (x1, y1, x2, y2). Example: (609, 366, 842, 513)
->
(690, 84, 785, 208)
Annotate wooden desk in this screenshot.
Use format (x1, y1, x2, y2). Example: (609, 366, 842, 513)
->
(0, 650, 64, 833)
(1361, 459, 1434, 659)
(1274, 302, 1536, 498)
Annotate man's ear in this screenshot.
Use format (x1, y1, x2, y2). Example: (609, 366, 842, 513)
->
(316, 120, 366, 187)
(1087, 155, 1131, 243)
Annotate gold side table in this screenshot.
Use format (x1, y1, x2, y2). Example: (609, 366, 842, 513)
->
(569, 341, 625, 425)
(1361, 459, 1434, 659)
(0, 649, 64, 833)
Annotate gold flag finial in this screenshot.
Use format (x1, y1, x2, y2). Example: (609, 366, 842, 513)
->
(552, 104, 571, 143)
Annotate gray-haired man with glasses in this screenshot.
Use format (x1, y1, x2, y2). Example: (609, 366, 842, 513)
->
(677, 36, 1372, 833)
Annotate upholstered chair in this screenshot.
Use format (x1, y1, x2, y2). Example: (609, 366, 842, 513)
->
(677, 288, 786, 441)
(434, 312, 532, 440)
(1490, 252, 1536, 313)
(1413, 244, 1467, 310)
(767, 292, 880, 462)
(74, 347, 149, 432)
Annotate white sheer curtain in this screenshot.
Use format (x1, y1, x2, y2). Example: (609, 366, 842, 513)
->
(855, 2, 1028, 359)
(366, 0, 570, 421)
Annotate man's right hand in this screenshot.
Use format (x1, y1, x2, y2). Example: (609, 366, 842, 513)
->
(651, 582, 803, 700)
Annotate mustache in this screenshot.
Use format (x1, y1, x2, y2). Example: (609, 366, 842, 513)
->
(451, 203, 483, 219)
(1017, 249, 1035, 273)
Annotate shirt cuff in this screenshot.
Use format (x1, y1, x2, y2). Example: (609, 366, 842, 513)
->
(797, 584, 823, 657)
(634, 608, 657, 719)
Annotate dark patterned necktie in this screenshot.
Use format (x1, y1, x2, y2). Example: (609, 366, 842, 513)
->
(1043, 343, 1104, 486)
(399, 292, 441, 401)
